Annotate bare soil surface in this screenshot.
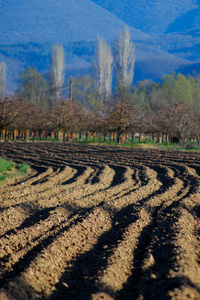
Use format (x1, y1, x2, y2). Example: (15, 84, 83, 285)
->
(0, 142, 200, 299)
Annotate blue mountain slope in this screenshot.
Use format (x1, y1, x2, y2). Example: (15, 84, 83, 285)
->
(0, 0, 147, 44)
(1, 0, 200, 93)
(166, 6, 200, 35)
(91, 0, 197, 34)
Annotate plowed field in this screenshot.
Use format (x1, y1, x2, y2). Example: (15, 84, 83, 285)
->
(0, 142, 200, 300)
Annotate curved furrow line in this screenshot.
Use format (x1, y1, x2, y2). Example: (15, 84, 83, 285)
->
(140, 163, 200, 211)
(0, 207, 71, 275)
(108, 165, 127, 187)
(1, 143, 200, 299)
(0, 168, 38, 193)
(187, 163, 200, 177)
(84, 165, 105, 185)
(0, 166, 94, 211)
(89, 166, 187, 289)
(1, 165, 114, 213)
(12, 166, 49, 186)
(50, 167, 182, 300)
(1, 149, 50, 169)
(58, 165, 94, 190)
(43, 165, 116, 209)
(90, 208, 151, 299)
(141, 167, 183, 209)
(0, 165, 110, 234)
(0, 204, 38, 237)
(71, 166, 138, 207)
(89, 163, 176, 211)
(27, 165, 75, 192)
(120, 205, 200, 300)
(166, 207, 200, 299)
(115, 204, 175, 299)
(0, 204, 95, 280)
(89, 167, 192, 299)
(0, 207, 111, 300)
(173, 164, 200, 201)
(0, 168, 54, 202)
(49, 164, 115, 203)
(108, 165, 162, 210)
(61, 165, 142, 210)
(146, 163, 200, 207)
(0, 164, 183, 240)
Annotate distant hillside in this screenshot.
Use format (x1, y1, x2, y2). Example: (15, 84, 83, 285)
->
(0, 0, 147, 44)
(91, 0, 197, 34)
(166, 6, 200, 35)
(1, 0, 200, 93)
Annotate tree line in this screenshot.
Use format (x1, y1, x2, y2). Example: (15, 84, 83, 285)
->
(0, 28, 200, 146)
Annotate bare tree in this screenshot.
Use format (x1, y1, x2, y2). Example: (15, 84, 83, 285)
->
(50, 44, 65, 103)
(94, 37, 113, 103)
(0, 62, 6, 100)
(114, 27, 135, 89)
(0, 97, 27, 134)
(108, 98, 137, 144)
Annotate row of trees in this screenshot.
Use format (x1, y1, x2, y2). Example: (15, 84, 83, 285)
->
(0, 94, 199, 146)
(0, 28, 200, 145)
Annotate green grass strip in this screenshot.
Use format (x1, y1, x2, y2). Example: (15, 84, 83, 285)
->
(0, 157, 31, 182)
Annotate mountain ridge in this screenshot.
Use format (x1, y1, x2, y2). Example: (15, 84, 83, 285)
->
(1, 0, 200, 93)
(0, 0, 147, 44)
(90, 0, 197, 34)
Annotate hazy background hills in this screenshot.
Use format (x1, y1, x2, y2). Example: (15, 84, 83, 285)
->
(91, 0, 197, 34)
(0, 0, 147, 44)
(1, 0, 200, 94)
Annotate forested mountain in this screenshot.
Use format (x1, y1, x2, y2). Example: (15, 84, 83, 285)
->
(166, 5, 200, 35)
(91, 0, 197, 34)
(0, 0, 147, 44)
(1, 0, 200, 93)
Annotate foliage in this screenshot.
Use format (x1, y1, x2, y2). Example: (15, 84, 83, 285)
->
(161, 72, 193, 106)
(16, 67, 49, 107)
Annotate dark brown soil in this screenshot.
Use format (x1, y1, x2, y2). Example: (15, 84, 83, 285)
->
(0, 142, 200, 299)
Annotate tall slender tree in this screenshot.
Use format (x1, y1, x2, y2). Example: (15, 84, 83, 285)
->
(94, 37, 113, 103)
(50, 44, 65, 103)
(114, 27, 135, 90)
(0, 62, 6, 100)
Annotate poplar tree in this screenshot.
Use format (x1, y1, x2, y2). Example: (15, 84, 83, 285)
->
(50, 44, 65, 103)
(0, 62, 6, 100)
(114, 27, 135, 91)
(94, 37, 113, 103)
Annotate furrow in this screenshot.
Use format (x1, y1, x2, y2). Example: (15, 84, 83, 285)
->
(0, 206, 73, 275)
(91, 208, 151, 299)
(0, 208, 111, 300)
